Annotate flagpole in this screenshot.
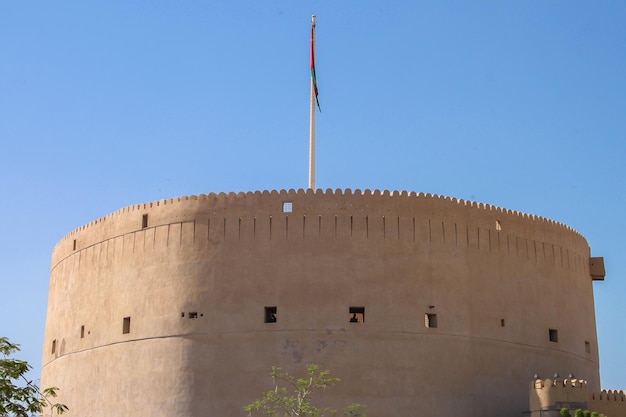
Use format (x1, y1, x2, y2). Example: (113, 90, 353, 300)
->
(308, 15, 317, 190)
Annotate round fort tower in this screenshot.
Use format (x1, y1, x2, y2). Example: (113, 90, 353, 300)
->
(42, 189, 602, 417)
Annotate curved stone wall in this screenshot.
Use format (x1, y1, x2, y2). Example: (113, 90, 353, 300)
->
(42, 189, 601, 417)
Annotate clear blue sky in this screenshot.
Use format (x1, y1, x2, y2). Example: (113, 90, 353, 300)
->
(1, 1, 624, 390)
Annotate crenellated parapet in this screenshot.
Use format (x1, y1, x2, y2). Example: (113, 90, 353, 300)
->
(51, 188, 594, 274)
(589, 389, 626, 417)
(56, 188, 586, 237)
(529, 377, 589, 416)
(529, 378, 626, 417)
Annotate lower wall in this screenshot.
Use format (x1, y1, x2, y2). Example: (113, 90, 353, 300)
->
(589, 390, 626, 417)
(529, 379, 626, 417)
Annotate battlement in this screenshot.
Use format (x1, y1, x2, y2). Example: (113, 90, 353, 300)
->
(593, 389, 626, 400)
(589, 389, 626, 417)
(530, 379, 626, 417)
(530, 377, 589, 411)
(55, 188, 586, 247)
(50, 188, 597, 277)
(531, 377, 589, 390)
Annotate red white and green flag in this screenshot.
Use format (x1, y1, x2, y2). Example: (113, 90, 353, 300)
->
(311, 19, 321, 112)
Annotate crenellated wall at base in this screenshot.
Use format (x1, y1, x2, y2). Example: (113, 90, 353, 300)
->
(590, 390, 626, 417)
(42, 189, 604, 417)
(529, 378, 625, 417)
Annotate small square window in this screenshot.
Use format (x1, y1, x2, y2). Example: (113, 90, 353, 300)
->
(500, 319, 505, 327)
(496, 220, 502, 231)
(349, 307, 365, 323)
(265, 306, 277, 323)
(549, 328, 558, 343)
(585, 341, 591, 353)
(425, 313, 437, 328)
(51, 339, 57, 354)
(80, 325, 85, 338)
(282, 202, 293, 213)
(189, 312, 198, 319)
(123, 317, 131, 334)
(142, 214, 149, 229)
(73, 239, 77, 250)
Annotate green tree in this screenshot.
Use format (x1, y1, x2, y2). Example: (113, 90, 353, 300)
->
(575, 409, 584, 417)
(560, 408, 572, 417)
(0, 337, 67, 416)
(245, 364, 365, 417)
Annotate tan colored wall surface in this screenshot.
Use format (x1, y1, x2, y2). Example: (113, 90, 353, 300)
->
(42, 189, 601, 417)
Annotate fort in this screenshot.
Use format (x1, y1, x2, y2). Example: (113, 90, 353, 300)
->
(42, 188, 614, 416)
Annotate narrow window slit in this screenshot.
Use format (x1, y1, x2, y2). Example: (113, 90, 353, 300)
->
(383, 216, 386, 239)
(428, 219, 432, 242)
(397, 217, 400, 239)
(350, 215, 353, 237)
(442, 221, 445, 245)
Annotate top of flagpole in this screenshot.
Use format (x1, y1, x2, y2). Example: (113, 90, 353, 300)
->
(312, 15, 316, 25)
